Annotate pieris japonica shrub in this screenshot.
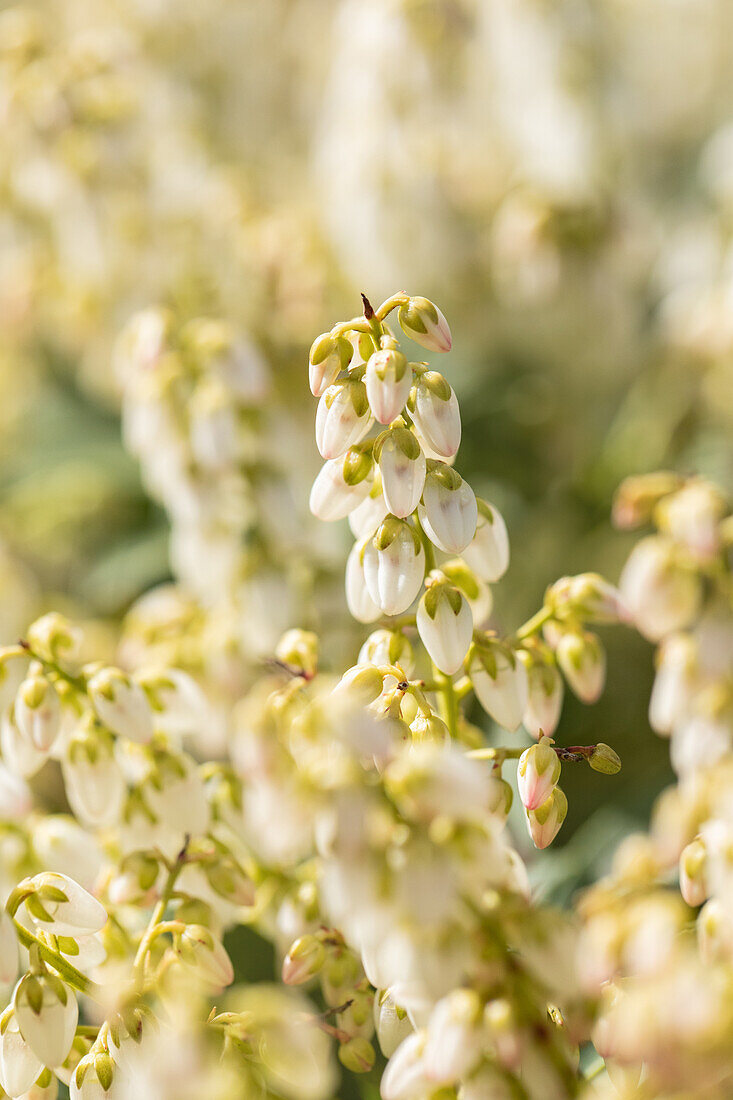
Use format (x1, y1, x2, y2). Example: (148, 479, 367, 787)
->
(0, 292, 725, 1100)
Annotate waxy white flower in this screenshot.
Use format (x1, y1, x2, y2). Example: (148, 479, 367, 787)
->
(555, 630, 605, 703)
(143, 751, 210, 838)
(363, 519, 425, 616)
(417, 465, 477, 554)
(366, 341, 412, 424)
(679, 838, 707, 908)
(408, 372, 461, 458)
(359, 629, 414, 675)
(24, 872, 107, 937)
(423, 990, 483, 1084)
(349, 484, 389, 539)
(309, 453, 372, 522)
(655, 480, 725, 562)
(619, 535, 702, 641)
(14, 676, 61, 754)
(462, 500, 510, 582)
(13, 973, 78, 1068)
(385, 742, 494, 825)
(376, 427, 426, 519)
(174, 925, 234, 990)
(308, 332, 353, 397)
(416, 582, 473, 676)
(0, 1012, 43, 1098)
(62, 728, 126, 828)
(648, 633, 697, 735)
(380, 1032, 428, 1100)
(526, 788, 568, 849)
(517, 737, 561, 811)
(315, 380, 373, 460)
(468, 641, 528, 731)
(87, 667, 153, 744)
(70, 1049, 115, 1100)
(332, 665, 386, 707)
(374, 990, 414, 1059)
(548, 573, 626, 625)
(345, 539, 383, 624)
(519, 654, 564, 739)
(398, 297, 452, 353)
(1, 711, 47, 778)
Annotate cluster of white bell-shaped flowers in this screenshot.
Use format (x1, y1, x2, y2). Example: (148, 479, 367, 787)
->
(0, 610, 340, 1100)
(308, 292, 625, 852)
(117, 306, 309, 668)
(575, 473, 733, 1100)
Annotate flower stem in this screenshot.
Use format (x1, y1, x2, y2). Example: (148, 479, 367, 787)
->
(13, 920, 98, 997)
(513, 606, 553, 643)
(132, 841, 189, 988)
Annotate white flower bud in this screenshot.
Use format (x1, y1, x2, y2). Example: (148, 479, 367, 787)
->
(363, 519, 425, 616)
(655, 480, 725, 562)
(423, 990, 482, 1084)
(547, 573, 626, 624)
(308, 332, 352, 397)
(555, 631, 605, 703)
(349, 484, 389, 539)
(381, 1032, 428, 1100)
(619, 536, 702, 641)
(25, 872, 107, 937)
(519, 655, 564, 739)
(469, 642, 528, 731)
(345, 539, 382, 624)
(374, 990, 413, 1059)
(526, 788, 567, 849)
(365, 343, 412, 424)
(0, 1012, 43, 1098)
(648, 633, 696, 735)
(408, 372, 461, 458)
(416, 583, 473, 675)
(315, 380, 373, 460)
(282, 934, 326, 985)
(332, 665, 385, 707)
(14, 677, 61, 754)
(174, 925, 234, 990)
(1, 710, 47, 778)
(33, 818, 103, 893)
(417, 466, 477, 554)
(398, 297, 452, 353)
(358, 630, 414, 675)
(310, 454, 372, 522)
(87, 668, 153, 744)
(462, 500, 509, 582)
(70, 1050, 115, 1100)
(679, 838, 707, 907)
(13, 974, 78, 1068)
(377, 429, 426, 519)
(62, 728, 126, 828)
(144, 752, 210, 838)
(517, 737, 561, 811)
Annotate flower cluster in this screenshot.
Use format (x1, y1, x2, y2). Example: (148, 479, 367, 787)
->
(576, 474, 733, 1098)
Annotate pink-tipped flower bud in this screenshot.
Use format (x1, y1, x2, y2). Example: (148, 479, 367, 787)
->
(282, 934, 326, 985)
(526, 787, 567, 849)
(308, 332, 353, 397)
(418, 464, 477, 554)
(14, 676, 61, 753)
(365, 341, 412, 424)
(309, 452, 372, 522)
(316, 380, 373, 460)
(376, 427, 426, 519)
(407, 372, 461, 458)
(517, 737, 561, 811)
(363, 519, 425, 617)
(398, 297, 452, 353)
(555, 630, 605, 704)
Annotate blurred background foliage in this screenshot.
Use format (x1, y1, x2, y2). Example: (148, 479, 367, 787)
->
(1, 0, 732, 899)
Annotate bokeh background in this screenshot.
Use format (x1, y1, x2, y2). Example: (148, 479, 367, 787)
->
(2, 0, 733, 899)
